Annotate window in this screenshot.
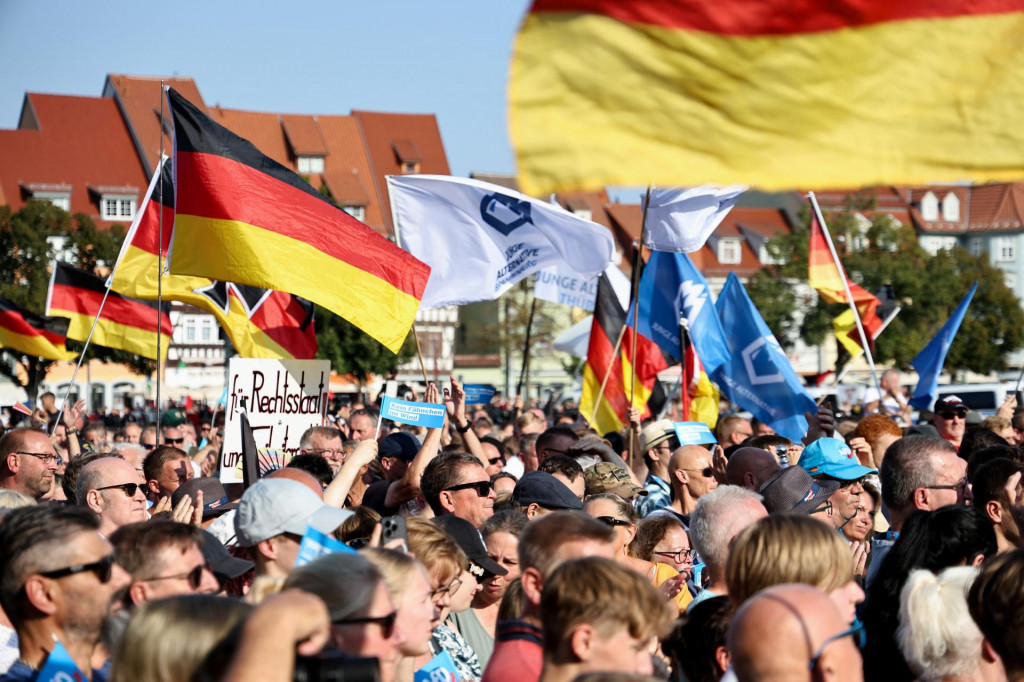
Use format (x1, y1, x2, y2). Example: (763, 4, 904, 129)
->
(100, 196, 136, 221)
(201, 326, 212, 342)
(969, 238, 984, 257)
(33, 192, 70, 211)
(758, 244, 783, 265)
(186, 325, 196, 342)
(718, 239, 742, 264)
(1004, 272, 1017, 291)
(573, 209, 593, 221)
(942, 193, 960, 221)
(402, 161, 420, 174)
(297, 156, 325, 174)
(343, 205, 365, 222)
(921, 192, 938, 221)
(997, 237, 1015, 262)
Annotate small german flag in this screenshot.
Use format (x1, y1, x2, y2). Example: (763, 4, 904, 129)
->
(0, 298, 77, 361)
(165, 88, 430, 354)
(46, 262, 172, 361)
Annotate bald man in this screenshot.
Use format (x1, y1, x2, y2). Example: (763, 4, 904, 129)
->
(650, 445, 719, 525)
(729, 584, 863, 682)
(726, 447, 781, 491)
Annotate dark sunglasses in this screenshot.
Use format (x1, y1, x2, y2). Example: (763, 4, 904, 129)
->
(141, 564, 207, 590)
(165, 437, 185, 445)
(333, 610, 398, 637)
(347, 537, 371, 550)
(682, 466, 715, 478)
(38, 553, 115, 584)
(488, 457, 504, 466)
(444, 480, 491, 497)
(938, 411, 967, 420)
(96, 482, 142, 497)
(595, 515, 632, 528)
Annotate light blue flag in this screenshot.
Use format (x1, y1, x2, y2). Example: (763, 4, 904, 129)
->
(627, 250, 730, 374)
(380, 395, 446, 429)
(910, 282, 978, 410)
(37, 639, 84, 682)
(712, 273, 815, 442)
(414, 650, 458, 682)
(295, 524, 356, 568)
(463, 384, 497, 405)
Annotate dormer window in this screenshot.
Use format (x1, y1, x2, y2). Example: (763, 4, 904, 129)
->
(718, 238, 742, 264)
(343, 205, 366, 222)
(297, 156, 325, 174)
(100, 195, 136, 220)
(574, 209, 592, 221)
(921, 191, 939, 221)
(33, 191, 70, 211)
(942, 193, 960, 221)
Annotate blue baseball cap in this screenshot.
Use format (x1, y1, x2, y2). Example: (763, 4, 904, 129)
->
(800, 437, 876, 481)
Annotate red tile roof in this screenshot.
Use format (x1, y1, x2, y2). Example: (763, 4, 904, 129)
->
(281, 115, 327, 156)
(0, 93, 147, 225)
(353, 110, 451, 232)
(317, 115, 384, 230)
(104, 74, 206, 174)
(208, 107, 292, 168)
(961, 184, 1024, 232)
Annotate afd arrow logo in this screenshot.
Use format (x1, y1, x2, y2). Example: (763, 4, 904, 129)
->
(676, 280, 708, 327)
(740, 336, 786, 386)
(480, 193, 533, 236)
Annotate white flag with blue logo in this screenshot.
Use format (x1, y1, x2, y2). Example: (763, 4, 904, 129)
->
(388, 175, 615, 309)
(643, 185, 747, 253)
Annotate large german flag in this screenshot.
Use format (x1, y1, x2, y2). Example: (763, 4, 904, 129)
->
(580, 271, 668, 436)
(0, 299, 77, 361)
(46, 262, 172, 361)
(510, 1, 1024, 195)
(165, 88, 429, 353)
(109, 158, 318, 360)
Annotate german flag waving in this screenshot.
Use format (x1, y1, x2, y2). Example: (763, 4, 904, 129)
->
(109, 158, 318, 360)
(0, 298, 77, 361)
(46, 262, 172, 361)
(165, 88, 430, 354)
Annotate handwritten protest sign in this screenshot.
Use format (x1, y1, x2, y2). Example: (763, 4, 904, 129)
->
(380, 395, 446, 429)
(414, 650, 458, 682)
(673, 421, 717, 446)
(221, 358, 330, 483)
(463, 384, 497, 405)
(533, 262, 598, 311)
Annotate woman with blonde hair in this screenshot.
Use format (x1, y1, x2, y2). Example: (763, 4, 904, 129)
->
(110, 595, 252, 682)
(726, 514, 864, 624)
(582, 493, 692, 610)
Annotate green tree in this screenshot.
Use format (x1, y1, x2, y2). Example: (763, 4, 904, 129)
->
(747, 202, 1024, 374)
(314, 308, 416, 392)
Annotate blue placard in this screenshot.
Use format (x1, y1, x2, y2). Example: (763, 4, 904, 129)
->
(414, 650, 458, 682)
(673, 421, 717, 446)
(37, 639, 84, 682)
(463, 384, 497, 405)
(380, 395, 446, 429)
(294, 524, 356, 568)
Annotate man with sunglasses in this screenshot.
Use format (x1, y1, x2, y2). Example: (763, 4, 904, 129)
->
(76, 456, 149, 536)
(932, 395, 970, 451)
(0, 427, 60, 501)
(0, 506, 131, 681)
(109, 520, 219, 606)
(729, 583, 863, 682)
(422, 452, 496, 529)
(799, 438, 877, 534)
(656, 444, 719, 526)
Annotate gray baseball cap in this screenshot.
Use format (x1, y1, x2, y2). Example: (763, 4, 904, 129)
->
(234, 478, 353, 547)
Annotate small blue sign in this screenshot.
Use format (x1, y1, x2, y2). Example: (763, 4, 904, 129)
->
(463, 384, 497, 405)
(673, 421, 717, 446)
(37, 639, 84, 682)
(414, 650, 458, 682)
(380, 395, 446, 429)
(294, 524, 355, 568)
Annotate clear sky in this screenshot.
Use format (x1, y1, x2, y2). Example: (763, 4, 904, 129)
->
(0, 0, 532, 178)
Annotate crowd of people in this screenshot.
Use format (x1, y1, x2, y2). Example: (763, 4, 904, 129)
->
(1, 375, 1024, 682)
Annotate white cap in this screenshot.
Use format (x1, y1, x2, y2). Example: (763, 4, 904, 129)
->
(234, 478, 352, 547)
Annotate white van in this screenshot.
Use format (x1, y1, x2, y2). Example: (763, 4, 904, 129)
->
(929, 383, 1010, 417)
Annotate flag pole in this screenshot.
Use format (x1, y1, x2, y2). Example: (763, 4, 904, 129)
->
(411, 325, 431, 388)
(386, 175, 429, 390)
(516, 295, 537, 398)
(679, 315, 691, 421)
(588, 324, 629, 427)
(628, 186, 652, 409)
(806, 192, 882, 401)
(156, 80, 166, 440)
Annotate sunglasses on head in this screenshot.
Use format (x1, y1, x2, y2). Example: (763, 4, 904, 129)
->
(141, 563, 207, 590)
(37, 553, 115, 584)
(444, 480, 491, 497)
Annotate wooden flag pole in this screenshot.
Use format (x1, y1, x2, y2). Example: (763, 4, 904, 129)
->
(588, 323, 629, 427)
(516, 296, 538, 398)
(412, 324, 430, 388)
(155, 80, 166, 439)
(628, 186, 653, 409)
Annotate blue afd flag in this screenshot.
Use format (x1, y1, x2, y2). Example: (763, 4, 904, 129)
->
(627, 250, 730, 374)
(910, 282, 978, 410)
(712, 273, 815, 442)
(37, 639, 84, 682)
(380, 395, 446, 429)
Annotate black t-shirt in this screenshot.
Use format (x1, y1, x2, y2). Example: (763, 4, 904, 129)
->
(362, 478, 400, 517)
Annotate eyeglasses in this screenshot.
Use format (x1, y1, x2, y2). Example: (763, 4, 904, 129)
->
(487, 457, 504, 466)
(595, 516, 633, 528)
(95, 482, 142, 497)
(430, 577, 463, 601)
(681, 466, 714, 478)
(924, 477, 970, 494)
(142, 442, 156, 451)
(164, 437, 185, 445)
(140, 564, 207, 590)
(808, 620, 865, 670)
(334, 610, 398, 637)
(200, 426, 211, 432)
(937, 411, 967, 420)
(37, 554, 115, 584)
(16, 451, 59, 466)
(810, 500, 834, 516)
(653, 548, 697, 563)
(444, 480, 491, 497)
(346, 537, 371, 549)
(308, 448, 345, 459)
